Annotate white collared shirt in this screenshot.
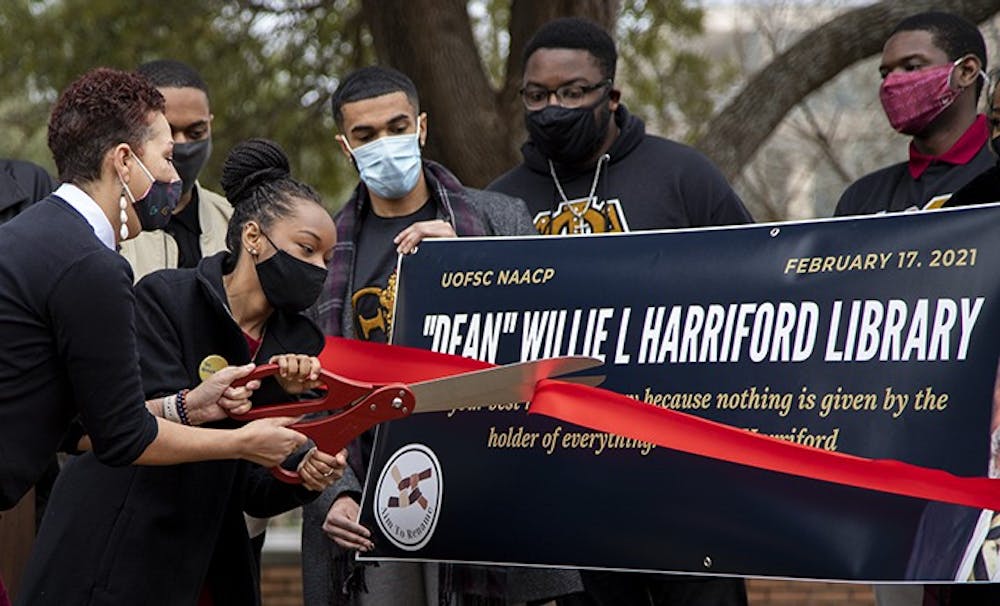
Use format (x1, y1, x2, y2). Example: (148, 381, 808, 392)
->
(53, 182, 115, 250)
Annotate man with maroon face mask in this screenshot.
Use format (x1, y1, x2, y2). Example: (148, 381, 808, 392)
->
(835, 11, 990, 216)
(837, 13, 1000, 606)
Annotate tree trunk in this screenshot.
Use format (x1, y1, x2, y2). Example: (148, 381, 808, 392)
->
(361, 0, 619, 187)
(695, 0, 1000, 183)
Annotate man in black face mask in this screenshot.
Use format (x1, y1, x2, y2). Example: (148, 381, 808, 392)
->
(489, 17, 750, 237)
(488, 16, 751, 606)
(120, 59, 230, 281)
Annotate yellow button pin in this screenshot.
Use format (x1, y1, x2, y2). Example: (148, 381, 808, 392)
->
(198, 354, 229, 381)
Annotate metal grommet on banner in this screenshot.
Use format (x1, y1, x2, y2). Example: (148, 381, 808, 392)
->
(769, 227, 780, 237)
(703, 556, 713, 568)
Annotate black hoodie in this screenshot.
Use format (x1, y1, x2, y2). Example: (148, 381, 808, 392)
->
(488, 106, 752, 233)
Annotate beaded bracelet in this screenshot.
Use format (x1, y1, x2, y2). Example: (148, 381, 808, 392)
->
(176, 389, 191, 426)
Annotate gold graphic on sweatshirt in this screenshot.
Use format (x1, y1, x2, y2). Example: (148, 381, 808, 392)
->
(533, 197, 629, 235)
(352, 271, 397, 340)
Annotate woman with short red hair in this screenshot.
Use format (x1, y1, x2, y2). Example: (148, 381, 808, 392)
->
(0, 68, 309, 595)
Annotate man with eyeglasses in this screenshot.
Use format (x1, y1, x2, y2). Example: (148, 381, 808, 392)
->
(489, 15, 750, 606)
(489, 17, 750, 237)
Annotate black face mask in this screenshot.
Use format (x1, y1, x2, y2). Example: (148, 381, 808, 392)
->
(256, 233, 328, 312)
(172, 138, 212, 194)
(525, 96, 612, 166)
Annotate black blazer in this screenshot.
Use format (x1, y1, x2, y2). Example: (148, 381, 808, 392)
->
(0, 195, 157, 510)
(19, 252, 324, 606)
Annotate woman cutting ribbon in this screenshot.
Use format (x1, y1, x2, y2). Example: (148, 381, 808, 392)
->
(20, 139, 345, 605)
(0, 69, 307, 514)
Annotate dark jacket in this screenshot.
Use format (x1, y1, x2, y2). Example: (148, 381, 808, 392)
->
(309, 159, 535, 493)
(835, 140, 994, 216)
(0, 159, 55, 224)
(945, 164, 1000, 207)
(488, 105, 752, 231)
(311, 160, 536, 339)
(19, 252, 322, 606)
(0, 195, 157, 510)
(303, 161, 581, 605)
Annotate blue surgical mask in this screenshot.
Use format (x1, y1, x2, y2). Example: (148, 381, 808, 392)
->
(343, 116, 423, 199)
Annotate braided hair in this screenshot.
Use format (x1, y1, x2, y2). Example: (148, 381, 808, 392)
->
(220, 138, 323, 272)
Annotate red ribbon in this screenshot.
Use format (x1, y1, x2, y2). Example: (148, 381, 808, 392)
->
(319, 336, 490, 383)
(531, 380, 1000, 511)
(321, 337, 1000, 511)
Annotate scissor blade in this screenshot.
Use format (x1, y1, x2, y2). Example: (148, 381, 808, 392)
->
(555, 374, 605, 388)
(407, 356, 602, 414)
(432, 374, 607, 412)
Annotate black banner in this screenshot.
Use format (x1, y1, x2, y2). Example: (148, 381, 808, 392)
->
(359, 205, 1000, 581)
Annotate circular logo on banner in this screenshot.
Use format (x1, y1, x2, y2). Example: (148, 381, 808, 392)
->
(374, 443, 443, 551)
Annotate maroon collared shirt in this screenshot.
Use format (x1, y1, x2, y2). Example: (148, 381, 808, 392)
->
(909, 114, 990, 179)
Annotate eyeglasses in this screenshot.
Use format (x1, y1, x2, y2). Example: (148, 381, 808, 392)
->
(519, 79, 612, 111)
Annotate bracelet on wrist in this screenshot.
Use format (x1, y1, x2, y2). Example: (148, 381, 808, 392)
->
(162, 394, 181, 423)
(176, 389, 191, 426)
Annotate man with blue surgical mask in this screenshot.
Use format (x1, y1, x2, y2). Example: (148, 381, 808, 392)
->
(119, 59, 231, 281)
(303, 65, 582, 606)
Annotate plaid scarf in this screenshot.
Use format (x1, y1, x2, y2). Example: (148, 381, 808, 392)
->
(314, 160, 488, 338)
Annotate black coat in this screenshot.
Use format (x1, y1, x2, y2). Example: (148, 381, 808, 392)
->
(0, 195, 157, 510)
(19, 252, 324, 606)
(0, 159, 55, 224)
(945, 164, 1000, 207)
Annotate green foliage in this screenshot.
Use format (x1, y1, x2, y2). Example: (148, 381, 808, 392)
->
(617, 0, 726, 142)
(0, 0, 716, 204)
(0, 0, 374, 209)
(468, 0, 511, 89)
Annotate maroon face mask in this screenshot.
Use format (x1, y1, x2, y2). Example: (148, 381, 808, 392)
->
(879, 61, 961, 136)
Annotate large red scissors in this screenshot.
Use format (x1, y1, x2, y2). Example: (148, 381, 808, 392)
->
(230, 343, 602, 484)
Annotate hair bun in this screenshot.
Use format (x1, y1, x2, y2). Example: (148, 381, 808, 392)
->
(221, 138, 291, 205)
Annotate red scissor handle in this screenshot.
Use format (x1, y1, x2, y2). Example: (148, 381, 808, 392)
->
(228, 364, 415, 484)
